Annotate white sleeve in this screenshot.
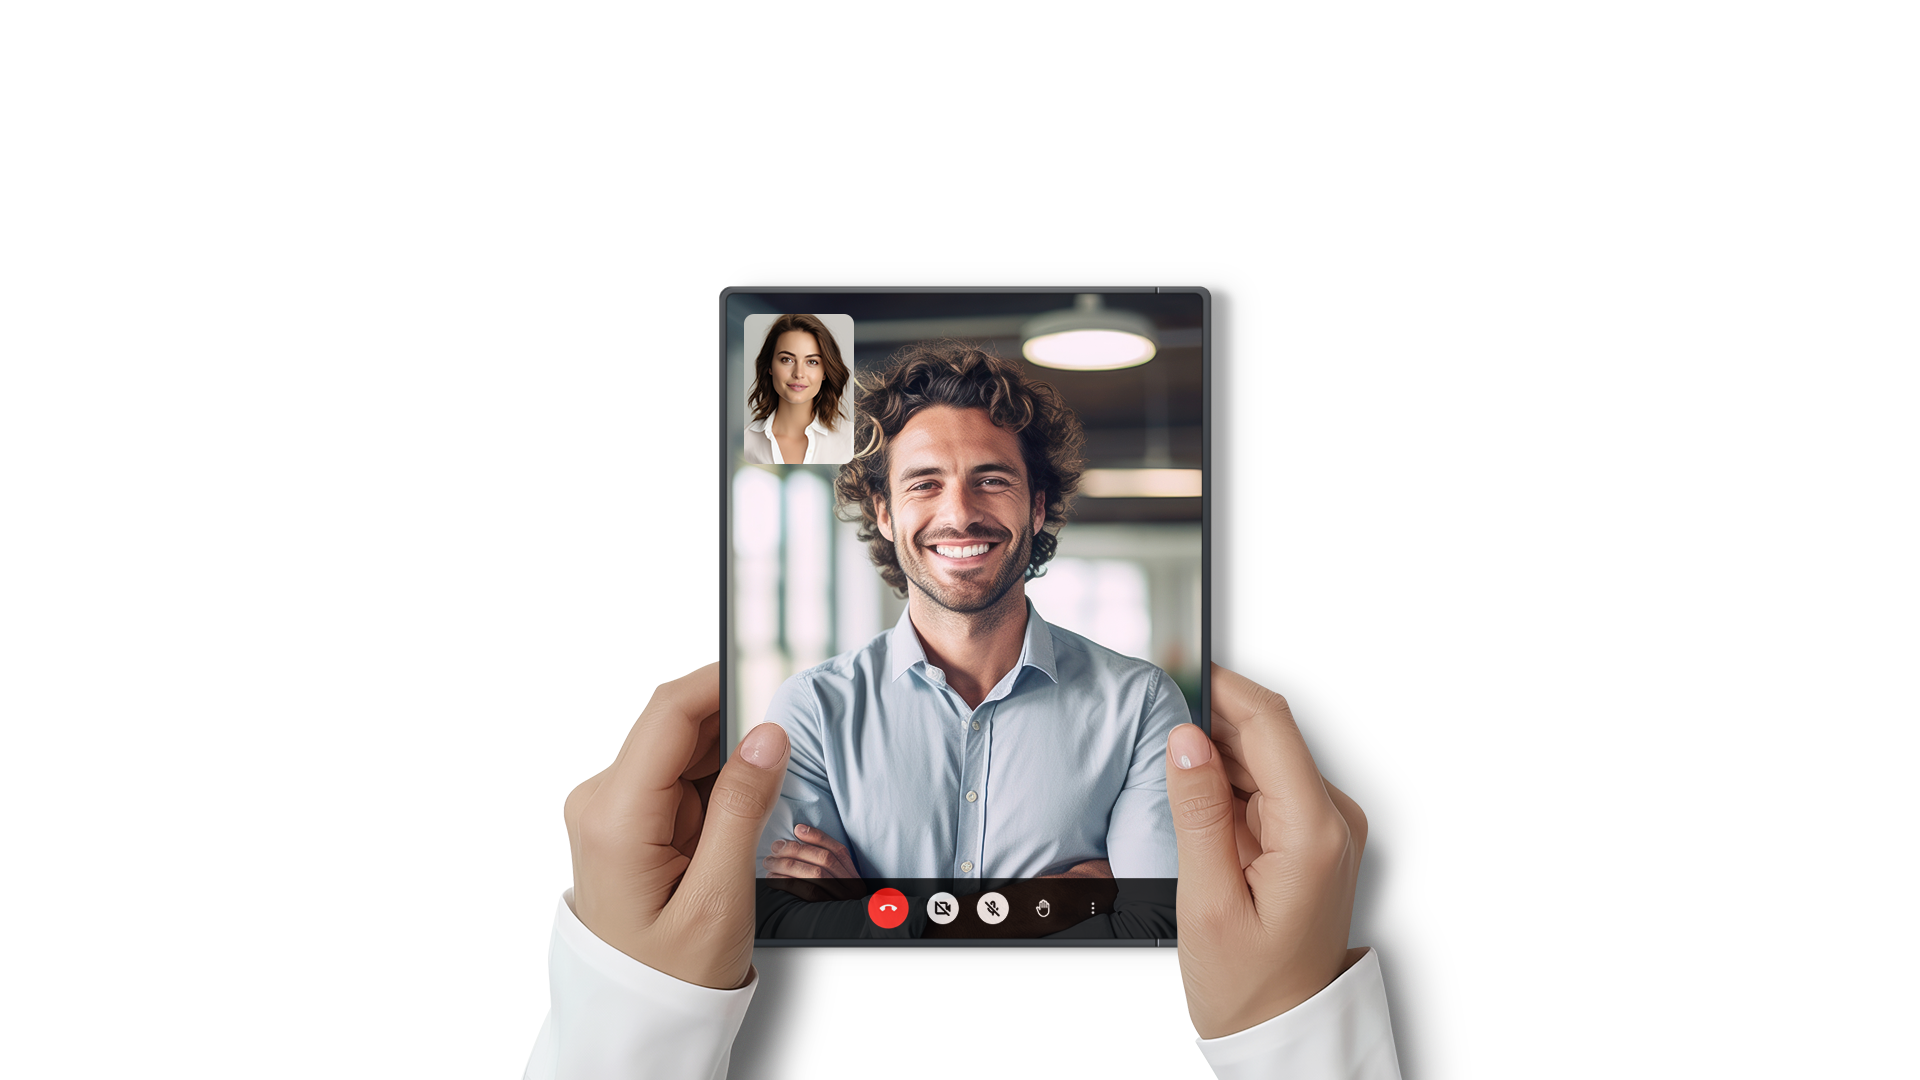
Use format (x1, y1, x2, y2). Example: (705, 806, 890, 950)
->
(1196, 948, 1402, 1080)
(523, 891, 758, 1080)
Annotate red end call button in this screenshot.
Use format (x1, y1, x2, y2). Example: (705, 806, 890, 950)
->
(867, 888, 909, 929)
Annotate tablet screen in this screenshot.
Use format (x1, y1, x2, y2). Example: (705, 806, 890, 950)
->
(721, 289, 1208, 944)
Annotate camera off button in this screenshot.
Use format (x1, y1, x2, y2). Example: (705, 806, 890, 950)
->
(926, 891, 959, 925)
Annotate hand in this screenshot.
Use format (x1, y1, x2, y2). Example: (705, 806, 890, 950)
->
(1166, 664, 1369, 1039)
(564, 663, 790, 990)
(760, 822, 867, 902)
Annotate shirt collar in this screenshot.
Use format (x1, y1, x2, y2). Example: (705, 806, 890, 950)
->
(747, 411, 832, 436)
(885, 598, 1060, 690)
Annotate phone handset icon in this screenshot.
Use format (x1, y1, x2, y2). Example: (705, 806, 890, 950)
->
(867, 887, 909, 928)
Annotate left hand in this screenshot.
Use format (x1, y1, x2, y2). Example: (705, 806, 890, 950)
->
(564, 664, 790, 990)
(761, 823, 867, 901)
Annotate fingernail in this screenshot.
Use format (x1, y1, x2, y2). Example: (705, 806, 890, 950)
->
(772, 840, 787, 853)
(1169, 724, 1212, 769)
(737, 724, 786, 769)
(796, 824, 811, 836)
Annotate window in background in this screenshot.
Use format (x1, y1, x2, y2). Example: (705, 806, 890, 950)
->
(1027, 558, 1152, 661)
(782, 470, 832, 670)
(732, 467, 784, 742)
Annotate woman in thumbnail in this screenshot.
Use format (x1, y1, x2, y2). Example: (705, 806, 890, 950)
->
(743, 313, 853, 465)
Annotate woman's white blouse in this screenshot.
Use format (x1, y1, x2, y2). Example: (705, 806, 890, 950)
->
(742, 409, 854, 465)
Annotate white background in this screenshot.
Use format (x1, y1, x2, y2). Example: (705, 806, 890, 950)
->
(3, 3, 1915, 1078)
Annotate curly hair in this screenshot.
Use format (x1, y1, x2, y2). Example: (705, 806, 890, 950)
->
(836, 341, 1084, 596)
(748, 313, 850, 431)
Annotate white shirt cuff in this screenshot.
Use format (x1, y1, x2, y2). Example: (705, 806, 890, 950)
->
(523, 890, 758, 1080)
(1195, 948, 1402, 1080)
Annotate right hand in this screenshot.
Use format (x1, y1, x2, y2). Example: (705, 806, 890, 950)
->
(564, 663, 790, 990)
(1166, 664, 1370, 1039)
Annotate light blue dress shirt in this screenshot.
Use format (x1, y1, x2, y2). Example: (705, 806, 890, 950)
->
(754, 600, 1186, 880)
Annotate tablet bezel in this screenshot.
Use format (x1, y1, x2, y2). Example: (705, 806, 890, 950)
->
(721, 265, 1259, 960)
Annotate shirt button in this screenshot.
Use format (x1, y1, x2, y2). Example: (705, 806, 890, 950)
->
(961, 861, 974, 873)
(965, 790, 977, 803)
(971, 721, 980, 730)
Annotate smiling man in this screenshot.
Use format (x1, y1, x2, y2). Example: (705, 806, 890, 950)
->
(753, 341, 1187, 900)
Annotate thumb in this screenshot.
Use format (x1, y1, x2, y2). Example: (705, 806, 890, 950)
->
(1167, 724, 1253, 916)
(678, 722, 789, 906)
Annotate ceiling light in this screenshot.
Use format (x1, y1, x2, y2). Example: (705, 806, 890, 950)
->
(1021, 294, 1158, 371)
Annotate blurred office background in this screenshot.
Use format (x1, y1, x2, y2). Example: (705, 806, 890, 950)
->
(726, 291, 1205, 745)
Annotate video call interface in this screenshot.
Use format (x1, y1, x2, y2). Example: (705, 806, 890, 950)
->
(722, 289, 1207, 942)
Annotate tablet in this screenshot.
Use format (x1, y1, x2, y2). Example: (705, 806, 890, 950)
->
(720, 288, 1209, 945)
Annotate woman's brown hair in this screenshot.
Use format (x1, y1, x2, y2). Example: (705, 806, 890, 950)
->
(748, 314, 850, 430)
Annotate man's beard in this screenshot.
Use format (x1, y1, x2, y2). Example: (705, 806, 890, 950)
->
(897, 520, 1033, 616)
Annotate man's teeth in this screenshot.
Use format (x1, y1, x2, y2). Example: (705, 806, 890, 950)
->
(934, 543, 989, 558)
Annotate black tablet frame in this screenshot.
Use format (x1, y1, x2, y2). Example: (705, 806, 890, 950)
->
(721, 261, 1259, 968)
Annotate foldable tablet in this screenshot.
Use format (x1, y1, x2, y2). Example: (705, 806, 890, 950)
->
(720, 288, 1209, 945)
